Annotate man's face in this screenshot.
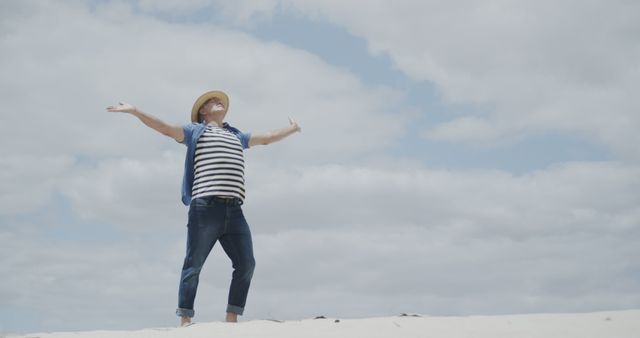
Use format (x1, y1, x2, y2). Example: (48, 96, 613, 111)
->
(201, 97, 225, 113)
(199, 97, 227, 121)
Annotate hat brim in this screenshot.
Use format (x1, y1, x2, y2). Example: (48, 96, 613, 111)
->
(191, 91, 229, 123)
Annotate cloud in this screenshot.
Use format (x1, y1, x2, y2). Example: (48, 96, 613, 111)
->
(2, 1, 640, 334)
(3, 152, 640, 332)
(4, 158, 640, 331)
(54, 154, 640, 308)
(135, 0, 211, 15)
(0, 0, 409, 163)
(59, 151, 186, 230)
(421, 116, 506, 145)
(0, 0, 410, 216)
(0, 227, 185, 332)
(211, 0, 640, 161)
(242, 160, 640, 239)
(0, 155, 74, 215)
(55, 142, 640, 243)
(249, 225, 640, 319)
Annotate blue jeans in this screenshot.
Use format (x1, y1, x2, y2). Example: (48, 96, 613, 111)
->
(176, 196, 256, 318)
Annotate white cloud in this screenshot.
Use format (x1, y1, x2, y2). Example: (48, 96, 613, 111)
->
(4, 159, 640, 331)
(56, 153, 640, 303)
(3, 156, 640, 332)
(241, 160, 640, 239)
(135, 0, 211, 15)
(59, 150, 186, 230)
(421, 116, 506, 145)
(2, 0, 640, 334)
(0, 156, 74, 215)
(0, 0, 408, 164)
(0, 228, 185, 332)
(212, 0, 640, 161)
(0, 0, 411, 216)
(55, 146, 640, 242)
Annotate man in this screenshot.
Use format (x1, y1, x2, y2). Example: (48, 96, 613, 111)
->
(106, 90, 301, 326)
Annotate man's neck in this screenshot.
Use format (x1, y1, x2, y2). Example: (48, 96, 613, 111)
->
(204, 119, 224, 127)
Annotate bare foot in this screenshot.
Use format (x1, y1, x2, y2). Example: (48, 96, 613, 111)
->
(226, 312, 238, 323)
(180, 316, 192, 327)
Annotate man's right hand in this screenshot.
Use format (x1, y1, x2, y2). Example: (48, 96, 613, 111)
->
(106, 102, 184, 143)
(106, 102, 137, 114)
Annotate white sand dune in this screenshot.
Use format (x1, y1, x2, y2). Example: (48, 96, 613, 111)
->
(6, 310, 640, 338)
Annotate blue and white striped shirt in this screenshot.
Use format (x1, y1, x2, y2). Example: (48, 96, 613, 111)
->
(178, 122, 251, 205)
(192, 125, 246, 201)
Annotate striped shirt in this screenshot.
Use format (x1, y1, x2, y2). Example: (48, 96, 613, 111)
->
(192, 125, 246, 201)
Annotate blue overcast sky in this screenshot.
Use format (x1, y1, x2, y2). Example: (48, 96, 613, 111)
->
(1, 0, 639, 335)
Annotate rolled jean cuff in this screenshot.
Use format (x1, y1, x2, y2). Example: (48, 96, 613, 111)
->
(176, 308, 195, 318)
(226, 304, 244, 315)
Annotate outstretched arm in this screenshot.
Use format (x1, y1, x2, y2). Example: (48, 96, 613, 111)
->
(106, 102, 184, 143)
(249, 117, 302, 147)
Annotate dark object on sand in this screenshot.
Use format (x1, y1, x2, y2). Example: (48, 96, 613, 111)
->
(314, 315, 327, 319)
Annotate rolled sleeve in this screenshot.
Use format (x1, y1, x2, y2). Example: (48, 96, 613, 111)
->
(178, 123, 198, 145)
(238, 131, 251, 149)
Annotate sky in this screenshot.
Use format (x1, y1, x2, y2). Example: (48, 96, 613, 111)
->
(1, 0, 639, 334)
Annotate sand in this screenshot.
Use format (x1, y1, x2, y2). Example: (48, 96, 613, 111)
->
(5, 310, 640, 338)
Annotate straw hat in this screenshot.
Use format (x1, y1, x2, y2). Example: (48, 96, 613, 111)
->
(191, 90, 229, 123)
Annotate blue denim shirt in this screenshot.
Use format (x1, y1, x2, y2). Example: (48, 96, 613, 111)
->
(178, 122, 251, 205)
